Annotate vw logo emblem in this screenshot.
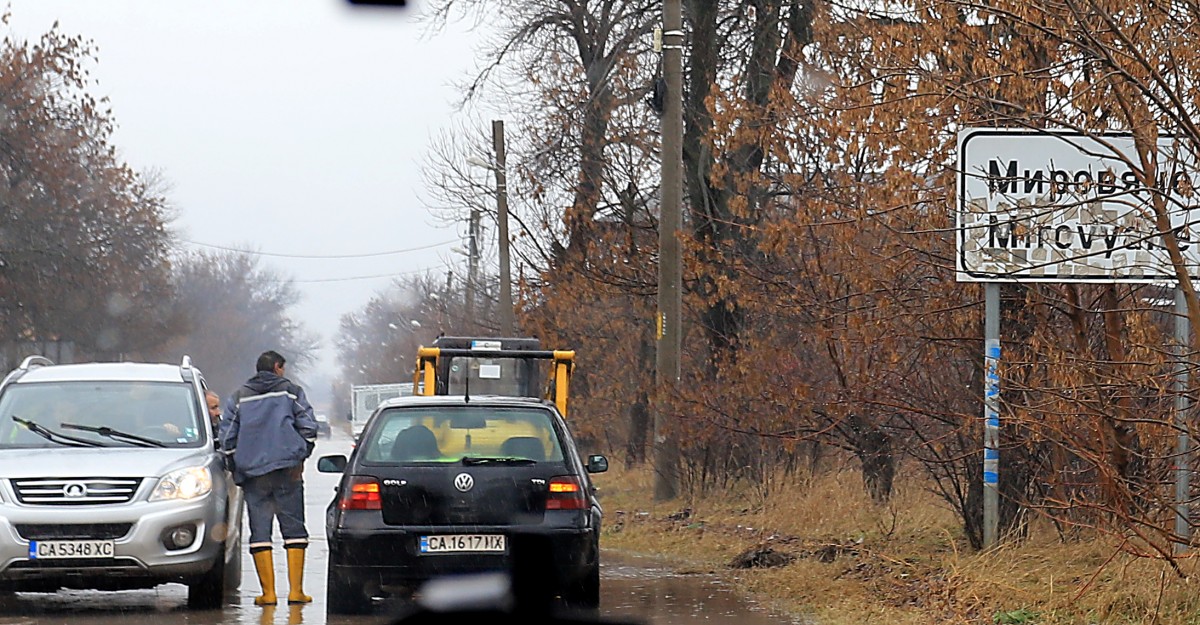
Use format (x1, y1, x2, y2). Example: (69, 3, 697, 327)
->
(453, 473, 474, 493)
(63, 483, 87, 498)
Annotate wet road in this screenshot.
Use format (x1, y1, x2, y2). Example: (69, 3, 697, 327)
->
(0, 428, 796, 625)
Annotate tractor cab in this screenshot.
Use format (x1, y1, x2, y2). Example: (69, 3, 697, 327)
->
(413, 336, 574, 417)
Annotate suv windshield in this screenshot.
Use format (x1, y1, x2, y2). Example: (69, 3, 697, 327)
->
(362, 406, 565, 464)
(0, 381, 203, 449)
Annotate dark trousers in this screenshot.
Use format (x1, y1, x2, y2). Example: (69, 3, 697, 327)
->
(243, 466, 308, 550)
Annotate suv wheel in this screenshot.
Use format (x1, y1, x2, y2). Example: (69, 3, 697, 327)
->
(326, 567, 369, 615)
(186, 546, 226, 610)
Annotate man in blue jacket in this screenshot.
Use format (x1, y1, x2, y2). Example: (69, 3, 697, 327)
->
(221, 350, 318, 606)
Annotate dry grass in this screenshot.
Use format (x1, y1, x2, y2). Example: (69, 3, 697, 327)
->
(594, 462, 1200, 625)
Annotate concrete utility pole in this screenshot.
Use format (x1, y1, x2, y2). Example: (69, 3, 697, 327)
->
(466, 208, 480, 331)
(654, 0, 683, 501)
(492, 120, 515, 336)
(441, 271, 454, 334)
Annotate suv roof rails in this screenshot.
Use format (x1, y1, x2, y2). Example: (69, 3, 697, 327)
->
(180, 355, 195, 382)
(2, 355, 55, 387)
(19, 356, 54, 370)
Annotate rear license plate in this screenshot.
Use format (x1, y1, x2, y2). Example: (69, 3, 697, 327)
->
(419, 534, 505, 554)
(29, 540, 115, 559)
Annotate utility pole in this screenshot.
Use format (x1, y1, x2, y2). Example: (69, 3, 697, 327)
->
(441, 270, 454, 335)
(492, 120, 515, 336)
(654, 0, 683, 501)
(466, 208, 480, 332)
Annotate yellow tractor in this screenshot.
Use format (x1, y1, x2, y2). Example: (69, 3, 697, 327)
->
(412, 336, 575, 417)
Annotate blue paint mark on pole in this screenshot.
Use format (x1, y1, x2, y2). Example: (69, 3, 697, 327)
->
(983, 282, 1001, 547)
(984, 338, 1000, 473)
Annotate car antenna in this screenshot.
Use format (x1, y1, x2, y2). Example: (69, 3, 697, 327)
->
(464, 360, 471, 404)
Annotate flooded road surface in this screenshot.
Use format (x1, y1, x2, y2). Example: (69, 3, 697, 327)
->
(600, 554, 800, 625)
(0, 428, 799, 625)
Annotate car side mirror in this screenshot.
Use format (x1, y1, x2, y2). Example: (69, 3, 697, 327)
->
(585, 455, 608, 474)
(317, 455, 348, 473)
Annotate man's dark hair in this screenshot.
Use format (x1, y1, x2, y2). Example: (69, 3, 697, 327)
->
(256, 350, 286, 373)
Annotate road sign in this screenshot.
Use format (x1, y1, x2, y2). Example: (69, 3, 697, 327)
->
(957, 129, 1200, 282)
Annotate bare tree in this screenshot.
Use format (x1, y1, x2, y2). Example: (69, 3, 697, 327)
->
(0, 21, 178, 367)
(155, 251, 318, 395)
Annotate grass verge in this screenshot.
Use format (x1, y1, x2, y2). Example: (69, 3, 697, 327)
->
(594, 463, 1200, 625)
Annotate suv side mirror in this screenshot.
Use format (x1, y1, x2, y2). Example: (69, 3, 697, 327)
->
(585, 455, 608, 474)
(317, 455, 348, 473)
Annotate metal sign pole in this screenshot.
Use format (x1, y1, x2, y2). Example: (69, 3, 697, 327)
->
(1175, 287, 1191, 554)
(957, 128, 1200, 552)
(984, 283, 1000, 548)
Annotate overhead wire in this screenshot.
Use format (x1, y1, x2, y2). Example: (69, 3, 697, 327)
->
(178, 238, 457, 259)
(179, 238, 463, 284)
(286, 263, 455, 284)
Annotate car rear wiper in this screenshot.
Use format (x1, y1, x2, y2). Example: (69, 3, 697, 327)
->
(11, 416, 105, 448)
(59, 422, 167, 448)
(462, 456, 537, 466)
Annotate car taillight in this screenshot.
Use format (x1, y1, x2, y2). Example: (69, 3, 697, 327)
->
(339, 476, 381, 511)
(546, 476, 586, 510)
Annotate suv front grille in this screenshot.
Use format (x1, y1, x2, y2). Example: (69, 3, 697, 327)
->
(14, 523, 133, 540)
(11, 478, 142, 505)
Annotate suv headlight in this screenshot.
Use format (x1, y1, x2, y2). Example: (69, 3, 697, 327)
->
(150, 466, 213, 501)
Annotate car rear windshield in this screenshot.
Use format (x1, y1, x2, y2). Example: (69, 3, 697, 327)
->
(0, 381, 204, 448)
(362, 406, 565, 464)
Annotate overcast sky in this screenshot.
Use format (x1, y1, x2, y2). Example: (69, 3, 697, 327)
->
(5, 0, 488, 379)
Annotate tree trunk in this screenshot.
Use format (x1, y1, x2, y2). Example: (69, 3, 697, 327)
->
(859, 428, 895, 504)
(625, 319, 654, 467)
(1099, 285, 1144, 506)
(682, 1, 814, 367)
(848, 414, 895, 503)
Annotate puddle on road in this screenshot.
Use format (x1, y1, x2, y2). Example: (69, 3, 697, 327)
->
(0, 551, 804, 625)
(600, 552, 803, 625)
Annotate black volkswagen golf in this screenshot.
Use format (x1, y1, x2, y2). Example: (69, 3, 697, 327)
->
(318, 395, 608, 614)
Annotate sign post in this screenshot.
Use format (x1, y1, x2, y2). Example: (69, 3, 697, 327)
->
(957, 129, 1198, 549)
(984, 284, 1000, 548)
(1176, 288, 1191, 554)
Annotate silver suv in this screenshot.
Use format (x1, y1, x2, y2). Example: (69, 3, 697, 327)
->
(0, 356, 242, 608)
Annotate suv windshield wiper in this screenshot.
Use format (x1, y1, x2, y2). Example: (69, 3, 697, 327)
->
(59, 422, 166, 448)
(462, 456, 537, 466)
(11, 416, 105, 448)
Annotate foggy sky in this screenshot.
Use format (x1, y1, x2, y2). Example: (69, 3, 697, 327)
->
(5, 0, 486, 381)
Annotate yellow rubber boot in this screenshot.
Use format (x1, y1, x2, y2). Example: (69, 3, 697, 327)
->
(286, 547, 312, 604)
(251, 549, 277, 606)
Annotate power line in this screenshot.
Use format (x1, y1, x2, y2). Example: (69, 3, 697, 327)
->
(179, 238, 457, 259)
(279, 263, 455, 284)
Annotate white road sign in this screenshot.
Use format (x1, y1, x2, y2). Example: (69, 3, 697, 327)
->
(956, 129, 1200, 282)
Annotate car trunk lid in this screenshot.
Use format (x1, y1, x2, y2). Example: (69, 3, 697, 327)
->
(379, 464, 557, 526)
